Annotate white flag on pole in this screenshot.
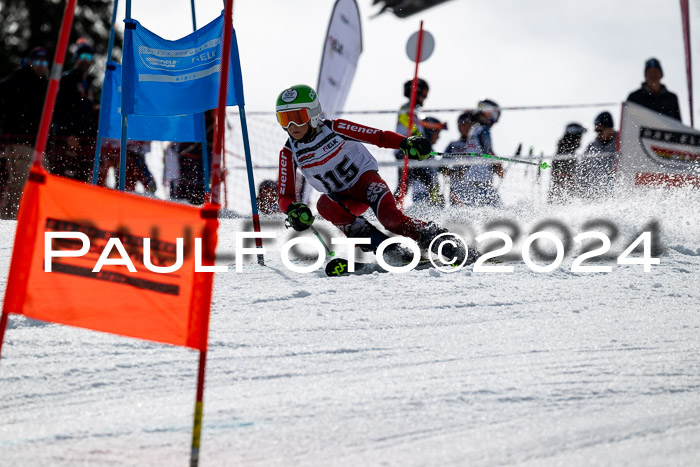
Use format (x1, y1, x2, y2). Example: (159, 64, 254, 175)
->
(317, 0, 362, 119)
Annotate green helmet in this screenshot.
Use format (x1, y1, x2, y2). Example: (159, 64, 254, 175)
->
(276, 84, 322, 128)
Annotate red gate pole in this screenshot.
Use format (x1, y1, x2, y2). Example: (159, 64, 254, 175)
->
(190, 0, 234, 465)
(680, 0, 694, 127)
(1, 0, 79, 365)
(210, 0, 234, 206)
(33, 0, 79, 168)
(396, 20, 425, 209)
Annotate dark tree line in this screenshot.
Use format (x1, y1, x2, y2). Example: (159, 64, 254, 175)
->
(0, 0, 121, 79)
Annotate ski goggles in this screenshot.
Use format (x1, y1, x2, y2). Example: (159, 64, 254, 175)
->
(32, 59, 49, 67)
(276, 108, 310, 129)
(78, 53, 94, 61)
(482, 109, 500, 124)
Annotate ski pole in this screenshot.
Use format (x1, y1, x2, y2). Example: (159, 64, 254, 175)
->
(311, 226, 335, 257)
(430, 151, 551, 169)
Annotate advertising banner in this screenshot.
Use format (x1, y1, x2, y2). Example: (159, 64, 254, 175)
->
(317, 0, 362, 119)
(122, 12, 245, 116)
(618, 101, 700, 188)
(99, 62, 206, 142)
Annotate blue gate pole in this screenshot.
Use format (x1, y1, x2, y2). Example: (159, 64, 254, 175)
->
(92, 0, 120, 185)
(118, 0, 133, 191)
(190, 0, 198, 32)
(238, 105, 264, 265)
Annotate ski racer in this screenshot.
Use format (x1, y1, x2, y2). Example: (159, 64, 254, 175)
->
(275, 84, 477, 264)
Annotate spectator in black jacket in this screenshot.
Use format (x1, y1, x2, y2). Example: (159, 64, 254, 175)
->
(49, 41, 98, 182)
(548, 123, 586, 204)
(627, 58, 681, 121)
(0, 46, 49, 219)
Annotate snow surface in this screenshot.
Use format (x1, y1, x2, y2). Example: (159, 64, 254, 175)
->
(1, 174, 700, 466)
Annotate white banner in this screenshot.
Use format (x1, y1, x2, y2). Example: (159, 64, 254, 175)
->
(317, 0, 362, 119)
(618, 101, 700, 188)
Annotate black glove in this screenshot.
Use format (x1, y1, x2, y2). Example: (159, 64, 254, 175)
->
(400, 136, 432, 161)
(285, 202, 315, 231)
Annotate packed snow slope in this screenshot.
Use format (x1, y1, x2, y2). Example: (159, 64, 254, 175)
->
(1, 181, 699, 466)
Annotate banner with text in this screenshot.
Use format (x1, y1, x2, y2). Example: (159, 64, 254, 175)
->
(2, 168, 218, 350)
(122, 12, 245, 116)
(618, 101, 700, 188)
(99, 62, 206, 142)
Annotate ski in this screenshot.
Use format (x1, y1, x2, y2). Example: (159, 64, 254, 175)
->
(324, 256, 506, 277)
(325, 257, 436, 277)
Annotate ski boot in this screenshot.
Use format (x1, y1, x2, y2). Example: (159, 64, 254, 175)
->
(417, 222, 481, 266)
(346, 217, 414, 266)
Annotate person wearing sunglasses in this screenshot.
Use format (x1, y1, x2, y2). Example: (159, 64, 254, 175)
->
(50, 41, 97, 182)
(0, 46, 49, 219)
(276, 84, 480, 266)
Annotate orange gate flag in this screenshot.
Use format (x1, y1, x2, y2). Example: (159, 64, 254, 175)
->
(2, 168, 218, 351)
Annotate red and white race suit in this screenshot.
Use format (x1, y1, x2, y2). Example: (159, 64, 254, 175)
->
(277, 118, 404, 211)
(277, 119, 431, 242)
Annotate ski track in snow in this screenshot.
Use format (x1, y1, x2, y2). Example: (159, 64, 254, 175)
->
(1, 182, 699, 466)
